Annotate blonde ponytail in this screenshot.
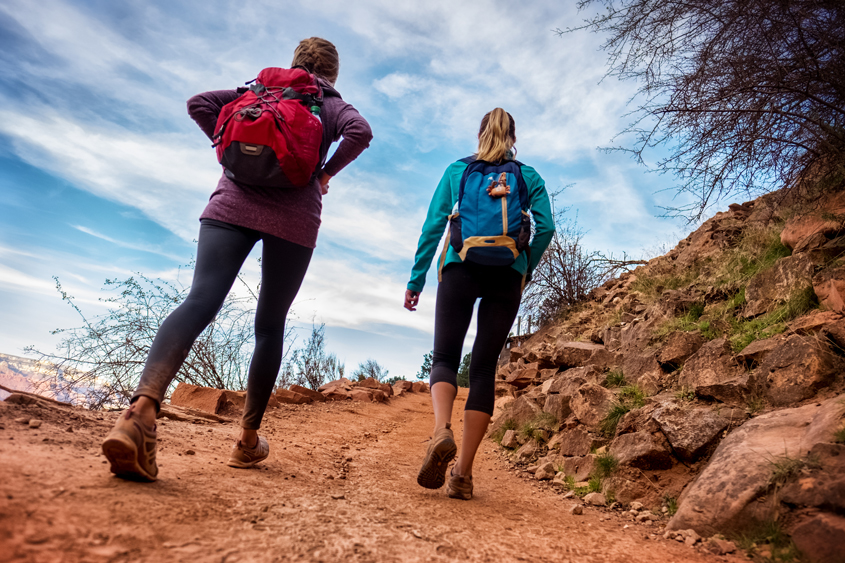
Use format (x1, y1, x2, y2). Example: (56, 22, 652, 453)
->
(476, 108, 515, 163)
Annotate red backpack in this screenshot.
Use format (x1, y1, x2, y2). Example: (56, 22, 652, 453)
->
(212, 67, 323, 188)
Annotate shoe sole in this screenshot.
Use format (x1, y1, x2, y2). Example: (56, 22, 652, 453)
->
(446, 485, 473, 500)
(226, 455, 267, 469)
(102, 434, 156, 482)
(417, 437, 457, 489)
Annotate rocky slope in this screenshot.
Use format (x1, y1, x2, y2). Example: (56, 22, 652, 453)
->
(491, 186, 845, 562)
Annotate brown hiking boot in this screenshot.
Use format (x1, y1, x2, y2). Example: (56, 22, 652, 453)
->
(446, 468, 473, 500)
(227, 436, 269, 468)
(417, 423, 457, 489)
(101, 404, 158, 482)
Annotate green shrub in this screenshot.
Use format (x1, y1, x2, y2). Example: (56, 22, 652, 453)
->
(664, 496, 678, 516)
(675, 388, 695, 402)
(734, 520, 800, 562)
(619, 385, 646, 408)
(594, 452, 619, 478)
(587, 475, 603, 493)
(490, 418, 517, 444)
(835, 426, 845, 444)
(604, 370, 626, 388)
(600, 403, 631, 438)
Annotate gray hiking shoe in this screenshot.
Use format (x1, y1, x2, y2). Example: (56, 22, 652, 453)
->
(417, 423, 457, 489)
(227, 436, 270, 468)
(102, 404, 158, 482)
(446, 468, 473, 500)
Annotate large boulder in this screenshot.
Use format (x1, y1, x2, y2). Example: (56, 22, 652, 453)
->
(411, 381, 429, 393)
(170, 382, 226, 414)
(552, 341, 606, 368)
(667, 394, 845, 536)
(780, 443, 845, 514)
(609, 431, 674, 470)
(570, 383, 615, 427)
(755, 334, 843, 406)
(588, 347, 622, 371)
(651, 399, 730, 462)
(744, 255, 814, 318)
(679, 338, 750, 405)
(392, 380, 413, 393)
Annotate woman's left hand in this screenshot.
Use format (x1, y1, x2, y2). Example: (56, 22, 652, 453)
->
(319, 171, 332, 195)
(404, 290, 420, 311)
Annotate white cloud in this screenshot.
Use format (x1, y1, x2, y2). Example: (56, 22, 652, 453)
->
(71, 225, 185, 261)
(0, 109, 218, 241)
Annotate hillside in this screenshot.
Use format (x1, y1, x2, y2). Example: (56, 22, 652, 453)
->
(492, 185, 845, 562)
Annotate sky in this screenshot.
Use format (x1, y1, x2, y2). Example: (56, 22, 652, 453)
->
(0, 0, 706, 382)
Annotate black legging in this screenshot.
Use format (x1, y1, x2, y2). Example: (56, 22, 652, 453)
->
(133, 219, 313, 429)
(429, 262, 523, 415)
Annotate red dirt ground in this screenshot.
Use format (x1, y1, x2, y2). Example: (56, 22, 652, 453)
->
(0, 389, 741, 562)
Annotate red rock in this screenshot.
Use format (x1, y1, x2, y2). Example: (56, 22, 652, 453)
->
(509, 347, 525, 362)
(543, 393, 572, 423)
(679, 338, 748, 405)
(757, 334, 843, 406)
(506, 367, 538, 389)
(651, 399, 729, 462)
(787, 310, 844, 335)
(349, 389, 374, 402)
(550, 426, 598, 456)
(733, 335, 786, 367)
(393, 380, 413, 393)
(610, 431, 674, 470)
(289, 384, 326, 402)
(324, 388, 351, 401)
(318, 378, 353, 393)
(358, 377, 381, 389)
(411, 381, 429, 393)
(552, 341, 606, 368)
(170, 382, 226, 414)
(668, 395, 845, 537)
(813, 265, 845, 313)
(378, 383, 393, 397)
(524, 342, 556, 369)
(588, 348, 621, 371)
(275, 388, 311, 405)
(781, 194, 845, 250)
(658, 331, 705, 366)
(495, 381, 517, 398)
(570, 383, 615, 427)
(789, 513, 845, 563)
(745, 255, 815, 317)
(621, 352, 664, 394)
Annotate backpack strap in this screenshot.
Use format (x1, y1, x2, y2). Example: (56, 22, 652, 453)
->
(437, 214, 456, 282)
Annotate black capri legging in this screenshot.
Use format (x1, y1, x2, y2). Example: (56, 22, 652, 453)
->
(132, 219, 312, 429)
(429, 262, 523, 415)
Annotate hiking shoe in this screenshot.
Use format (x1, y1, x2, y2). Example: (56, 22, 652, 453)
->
(446, 469, 473, 500)
(227, 436, 269, 468)
(101, 404, 158, 482)
(417, 423, 457, 489)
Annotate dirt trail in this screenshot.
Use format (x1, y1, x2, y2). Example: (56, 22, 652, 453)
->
(0, 390, 736, 562)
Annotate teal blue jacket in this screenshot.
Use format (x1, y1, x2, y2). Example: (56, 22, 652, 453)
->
(407, 159, 555, 293)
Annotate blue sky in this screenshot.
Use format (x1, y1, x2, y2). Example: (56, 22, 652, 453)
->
(0, 0, 703, 380)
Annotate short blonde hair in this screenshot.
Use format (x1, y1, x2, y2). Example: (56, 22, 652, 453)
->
(292, 37, 339, 85)
(477, 108, 515, 163)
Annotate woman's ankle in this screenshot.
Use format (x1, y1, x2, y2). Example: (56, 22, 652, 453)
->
(131, 396, 158, 428)
(239, 429, 259, 448)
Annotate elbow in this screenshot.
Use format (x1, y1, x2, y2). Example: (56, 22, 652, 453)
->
(186, 94, 207, 119)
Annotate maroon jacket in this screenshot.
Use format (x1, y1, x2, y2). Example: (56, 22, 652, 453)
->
(187, 78, 373, 248)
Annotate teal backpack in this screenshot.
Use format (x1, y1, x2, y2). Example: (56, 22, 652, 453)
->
(438, 156, 531, 280)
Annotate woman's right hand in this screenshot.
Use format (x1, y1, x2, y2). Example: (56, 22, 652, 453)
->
(404, 290, 420, 311)
(319, 171, 332, 195)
